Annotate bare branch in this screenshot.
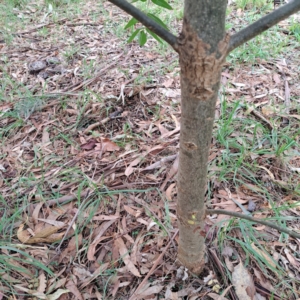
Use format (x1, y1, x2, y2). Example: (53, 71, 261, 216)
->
(207, 209, 300, 239)
(228, 0, 300, 52)
(107, 0, 178, 51)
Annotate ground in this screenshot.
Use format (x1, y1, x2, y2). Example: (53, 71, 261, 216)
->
(1, 0, 300, 299)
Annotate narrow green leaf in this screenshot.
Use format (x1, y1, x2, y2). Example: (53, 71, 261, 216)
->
(127, 29, 140, 43)
(146, 28, 162, 43)
(151, 0, 172, 10)
(124, 17, 138, 29)
(139, 30, 147, 46)
(147, 13, 169, 30)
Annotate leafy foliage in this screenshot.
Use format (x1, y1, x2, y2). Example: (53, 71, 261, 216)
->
(124, 0, 172, 46)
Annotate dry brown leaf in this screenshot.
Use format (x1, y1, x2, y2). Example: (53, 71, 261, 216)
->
(32, 202, 44, 224)
(156, 122, 169, 136)
(92, 215, 119, 221)
(100, 137, 120, 152)
(42, 127, 50, 144)
(81, 138, 97, 150)
(160, 154, 179, 190)
(124, 205, 142, 218)
(135, 284, 164, 299)
(80, 263, 109, 289)
(284, 249, 300, 267)
(87, 219, 116, 260)
(17, 224, 31, 243)
(59, 234, 83, 263)
(232, 262, 256, 300)
(37, 271, 47, 294)
(33, 226, 62, 239)
(253, 268, 275, 293)
(250, 243, 277, 269)
(25, 232, 65, 244)
(115, 237, 141, 277)
(207, 284, 232, 299)
(125, 156, 143, 177)
(142, 154, 177, 171)
(166, 182, 176, 201)
(66, 279, 84, 300)
(162, 77, 174, 88)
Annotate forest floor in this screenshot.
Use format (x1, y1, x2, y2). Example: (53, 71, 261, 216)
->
(1, 0, 300, 299)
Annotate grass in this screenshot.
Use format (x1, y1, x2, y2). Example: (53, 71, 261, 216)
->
(1, 0, 300, 298)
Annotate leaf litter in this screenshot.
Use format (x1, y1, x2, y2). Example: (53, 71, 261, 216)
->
(0, 0, 300, 299)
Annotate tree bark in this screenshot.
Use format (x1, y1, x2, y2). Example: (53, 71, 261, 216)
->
(176, 0, 228, 274)
(107, 0, 300, 275)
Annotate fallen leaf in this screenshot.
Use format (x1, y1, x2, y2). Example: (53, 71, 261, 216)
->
(37, 272, 47, 294)
(232, 262, 256, 300)
(66, 279, 83, 300)
(115, 237, 141, 277)
(47, 289, 70, 300)
(81, 138, 97, 150)
(100, 137, 120, 152)
(250, 243, 277, 269)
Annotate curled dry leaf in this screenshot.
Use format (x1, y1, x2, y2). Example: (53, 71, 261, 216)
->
(99, 137, 120, 152)
(37, 272, 47, 294)
(47, 289, 70, 300)
(17, 224, 65, 244)
(17, 224, 31, 243)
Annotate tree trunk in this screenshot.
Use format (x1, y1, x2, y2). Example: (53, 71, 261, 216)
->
(176, 0, 228, 274)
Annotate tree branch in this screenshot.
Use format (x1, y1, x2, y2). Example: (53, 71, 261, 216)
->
(206, 209, 300, 239)
(228, 0, 300, 52)
(107, 0, 178, 51)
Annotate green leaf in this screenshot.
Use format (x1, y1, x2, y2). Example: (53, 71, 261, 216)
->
(127, 28, 141, 43)
(124, 17, 138, 29)
(146, 28, 162, 43)
(147, 13, 169, 30)
(139, 30, 147, 46)
(151, 0, 172, 10)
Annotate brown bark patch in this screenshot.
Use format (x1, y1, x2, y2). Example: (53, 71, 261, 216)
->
(178, 18, 230, 101)
(183, 142, 197, 150)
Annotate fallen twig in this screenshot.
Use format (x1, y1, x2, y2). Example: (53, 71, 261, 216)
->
(207, 209, 300, 239)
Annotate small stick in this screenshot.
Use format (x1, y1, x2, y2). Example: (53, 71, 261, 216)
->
(207, 209, 300, 239)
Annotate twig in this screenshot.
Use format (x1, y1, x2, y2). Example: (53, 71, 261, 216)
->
(12, 18, 68, 36)
(62, 52, 124, 93)
(83, 116, 111, 134)
(107, 0, 178, 51)
(229, 1, 300, 52)
(129, 229, 178, 300)
(39, 190, 90, 208)
(206, 209, 300, 239)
